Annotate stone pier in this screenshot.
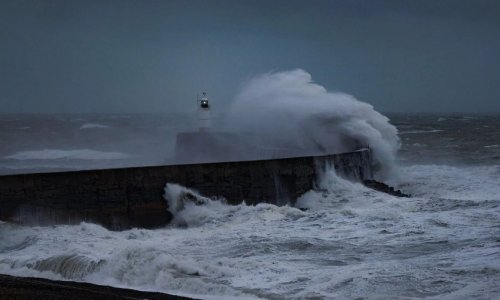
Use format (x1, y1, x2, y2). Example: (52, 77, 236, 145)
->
(0, 149, 373, 230)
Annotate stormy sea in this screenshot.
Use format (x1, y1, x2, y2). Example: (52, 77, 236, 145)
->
(0, 71, 499, 299)
(0, 112, 498, 299)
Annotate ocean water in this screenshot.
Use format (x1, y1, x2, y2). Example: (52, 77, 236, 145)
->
(0, 113, 499, 299)
(0, 113, 193, 174)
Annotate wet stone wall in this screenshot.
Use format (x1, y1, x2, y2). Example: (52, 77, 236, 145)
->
(0, 149, 373, 230)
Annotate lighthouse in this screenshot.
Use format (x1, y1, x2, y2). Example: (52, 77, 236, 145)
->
(198, 92, 211, 132)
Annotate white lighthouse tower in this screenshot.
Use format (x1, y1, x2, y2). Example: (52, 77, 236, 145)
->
(198, 92, 211, 132)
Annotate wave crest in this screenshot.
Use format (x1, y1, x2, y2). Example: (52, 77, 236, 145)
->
(225, 69, 400, 179)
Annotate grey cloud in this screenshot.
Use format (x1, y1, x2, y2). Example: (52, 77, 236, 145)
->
(0, 0, 499, 113)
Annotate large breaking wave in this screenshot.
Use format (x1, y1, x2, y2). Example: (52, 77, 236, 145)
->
(225, 69, 400, 179)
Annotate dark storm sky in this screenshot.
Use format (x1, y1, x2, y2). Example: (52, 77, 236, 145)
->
(1, 0, 499, 113)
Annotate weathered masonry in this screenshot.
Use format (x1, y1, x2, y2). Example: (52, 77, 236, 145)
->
(0, 149, 373, 230)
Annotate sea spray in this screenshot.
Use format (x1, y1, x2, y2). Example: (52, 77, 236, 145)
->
(296, 163, 371, 211)
(164, 183, 230, 227)
(225, 69, 400, 179)
(163, 183, 305, 227)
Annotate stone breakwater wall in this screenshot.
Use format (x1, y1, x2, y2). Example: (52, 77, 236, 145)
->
(0, 149, 373, 230)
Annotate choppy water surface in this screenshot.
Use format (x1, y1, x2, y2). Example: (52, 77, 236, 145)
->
(0, 113, 499, 299)
(0, 113, 195, 174)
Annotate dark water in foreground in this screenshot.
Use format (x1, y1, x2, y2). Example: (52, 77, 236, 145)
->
(0, 113, 499, 299)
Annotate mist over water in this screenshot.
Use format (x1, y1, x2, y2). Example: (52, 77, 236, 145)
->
(225, 69, 400, 179)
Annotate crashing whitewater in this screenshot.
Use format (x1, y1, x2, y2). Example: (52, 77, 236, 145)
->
(224, 69, 400, 180)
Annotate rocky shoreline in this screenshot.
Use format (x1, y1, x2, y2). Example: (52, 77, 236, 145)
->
(0, 274, 197, 300)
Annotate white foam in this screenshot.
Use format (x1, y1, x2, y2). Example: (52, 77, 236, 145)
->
(296, 164, 402, 220)
(4, 149, 131, 160)
(398, 164, 500, 201)
(164, 183, 229, 227)
(79, 123, 109, 129)
(225, 69, 400, 179)
(163, 183, 305, 228)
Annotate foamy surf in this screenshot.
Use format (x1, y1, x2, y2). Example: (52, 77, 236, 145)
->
(164, 183, 306, 228)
